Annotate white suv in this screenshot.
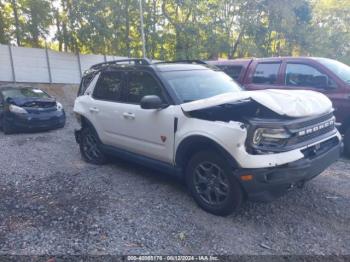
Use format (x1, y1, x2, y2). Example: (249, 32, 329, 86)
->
(74, 59, 342, 216)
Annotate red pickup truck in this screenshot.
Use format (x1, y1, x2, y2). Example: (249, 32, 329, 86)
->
(209, 57, 350, 156)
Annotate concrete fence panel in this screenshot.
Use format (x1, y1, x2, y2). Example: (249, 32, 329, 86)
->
(12, 46, 50, 83)
(0, 44, 130, 84)
(79, 54, 105, 74)
(48, 49, 81, 84)
(0, 45, 13, 82)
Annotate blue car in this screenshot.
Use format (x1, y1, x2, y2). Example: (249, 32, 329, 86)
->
(0, 85, 66, 134)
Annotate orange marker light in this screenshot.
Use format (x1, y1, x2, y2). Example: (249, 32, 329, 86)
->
(241, 174, 253, 181)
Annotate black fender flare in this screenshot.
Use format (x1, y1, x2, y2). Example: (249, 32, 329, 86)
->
(76, 115, 103, 144)
(175, 135, 240, 171)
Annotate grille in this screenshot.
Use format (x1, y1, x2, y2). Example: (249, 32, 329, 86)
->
(23, 101, 56, 108)
(248, 112, 337, 154)
(287, 115, 336, 146)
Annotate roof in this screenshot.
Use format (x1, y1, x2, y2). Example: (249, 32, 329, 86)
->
(84, 59, 214, 76)
(152, 63, 211, 72)
(208, 56, 331, 66)
(207, 59, 252, 66)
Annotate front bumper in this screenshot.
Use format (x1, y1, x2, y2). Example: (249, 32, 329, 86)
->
(236, 137, 342, 202)
(5, 110, 66, 132)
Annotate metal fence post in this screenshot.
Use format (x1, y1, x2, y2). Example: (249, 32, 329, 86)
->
(45, 44, 52, 84)
(8, 45, 16, 83)
(103, 54, 107, 62)
(77, 51, 82, 78)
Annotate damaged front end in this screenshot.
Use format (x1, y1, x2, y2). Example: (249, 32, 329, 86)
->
(181, 89, 339, 155)
(181, 90, 342, 201)
(186, 99, 338, 154)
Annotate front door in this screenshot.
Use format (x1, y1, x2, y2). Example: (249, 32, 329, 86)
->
(112, 70, 175, 164)
(281, 62, 343, 119)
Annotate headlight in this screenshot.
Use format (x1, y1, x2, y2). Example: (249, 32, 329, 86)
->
(9, 104, 27, 114)
(56, 102, 63, 111)
(253, 128, 291, 146)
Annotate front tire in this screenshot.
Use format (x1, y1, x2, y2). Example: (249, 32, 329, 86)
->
(2, 119, 14, 134)
(79, 127, 107, 165)
(344, 128, 350, 158)
(186, 150, 243, 216)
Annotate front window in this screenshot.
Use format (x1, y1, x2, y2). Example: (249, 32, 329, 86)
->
(2, 88, 50, 101)
(317, 58, 350, 84)
(161, 70, 242, 103)
(125, 71, 164, 104)
(285, 63, 336, 89)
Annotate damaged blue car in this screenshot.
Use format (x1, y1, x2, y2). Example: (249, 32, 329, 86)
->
(0, 85, 66, 134)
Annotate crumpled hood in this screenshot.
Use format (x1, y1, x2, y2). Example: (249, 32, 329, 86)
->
(180, 89, 333, 118)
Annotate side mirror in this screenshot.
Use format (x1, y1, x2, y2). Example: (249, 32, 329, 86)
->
(140, 95, 166, 109)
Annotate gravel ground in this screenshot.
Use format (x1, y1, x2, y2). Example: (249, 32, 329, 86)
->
(0, 88, 349, 256)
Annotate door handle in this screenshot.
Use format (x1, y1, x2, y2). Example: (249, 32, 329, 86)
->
(123, 112, 135, 119)
(89, 107, 99, 113)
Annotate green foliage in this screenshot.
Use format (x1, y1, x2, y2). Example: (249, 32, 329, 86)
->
(0, 0, 12, 43)
(310, 0, 350, 64)
(20, 0, 52, 47)
(0, 0, 348, 63)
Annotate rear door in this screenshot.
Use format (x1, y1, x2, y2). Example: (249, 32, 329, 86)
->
(244, 61, 285, 90)
(87, 70, 126, 147)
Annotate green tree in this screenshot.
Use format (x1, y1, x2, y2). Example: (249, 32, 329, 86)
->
(12, 0, 53, 47)
(0, 0, 12, 44)
(311, 0, 350, 63)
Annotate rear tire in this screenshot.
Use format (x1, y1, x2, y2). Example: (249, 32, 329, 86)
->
(186, 150, 243, 216)
(344, 128, 350, 158)
(79, 127, 107, 165)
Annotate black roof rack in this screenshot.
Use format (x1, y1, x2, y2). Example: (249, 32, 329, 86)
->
(154, 59, 208, 65)
(90, 58, 152, 70)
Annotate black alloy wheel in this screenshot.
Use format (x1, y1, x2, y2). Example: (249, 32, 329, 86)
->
(79, 127, 107, 165)
(2, 118, 14, 134)
(186, 150, 243, 216)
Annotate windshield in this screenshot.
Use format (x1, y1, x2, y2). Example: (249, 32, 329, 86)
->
(317, 58, 350, 84)
(2, 88, 50, 101)
(161, 70, 242, 103)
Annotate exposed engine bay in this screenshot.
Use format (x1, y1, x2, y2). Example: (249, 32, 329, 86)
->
(187, 99, 290, 123)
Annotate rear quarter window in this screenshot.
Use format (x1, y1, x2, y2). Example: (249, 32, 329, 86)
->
(78, 73, 95, 96)
(218, 65, 243, 80)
